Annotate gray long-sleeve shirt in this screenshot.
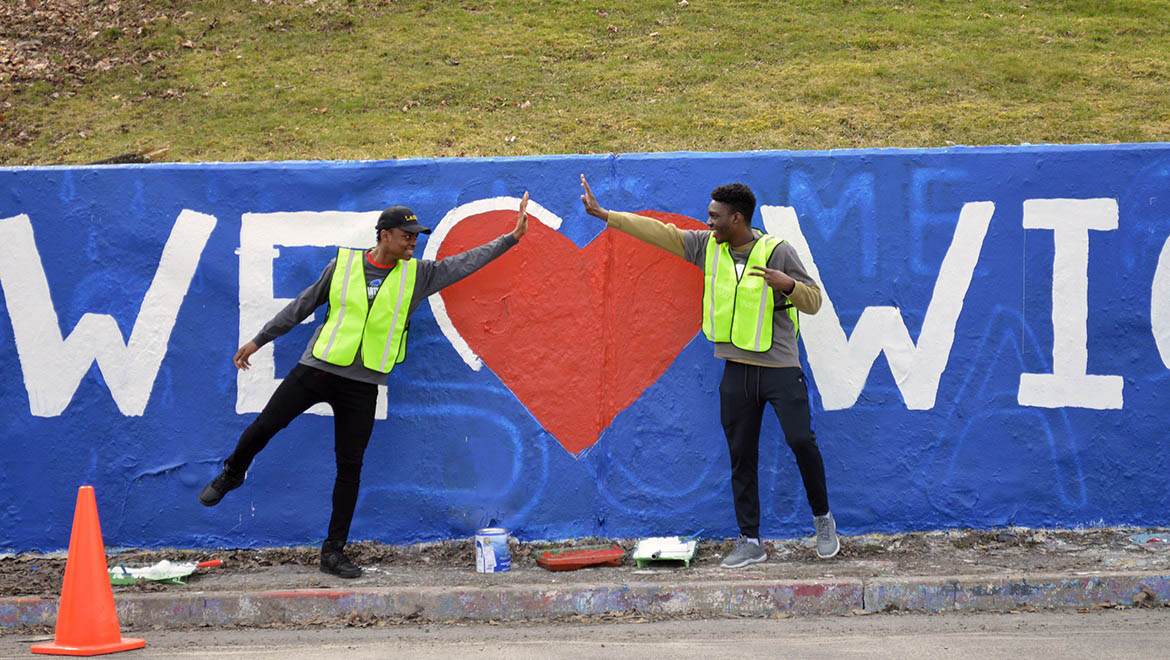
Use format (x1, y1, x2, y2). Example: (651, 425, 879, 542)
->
(607, 211, 821, 369)
(252, 233, 518, 385)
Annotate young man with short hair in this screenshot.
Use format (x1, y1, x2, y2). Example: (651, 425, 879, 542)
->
(579, 175, 838, 568)
(201, 195, 530, 578)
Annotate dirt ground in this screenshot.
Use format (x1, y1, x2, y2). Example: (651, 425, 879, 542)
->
(4, 527, 1170, 599)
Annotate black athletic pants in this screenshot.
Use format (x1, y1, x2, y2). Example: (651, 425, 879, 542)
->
(719, 361, 830, 539)
(225, 363, 378, 550)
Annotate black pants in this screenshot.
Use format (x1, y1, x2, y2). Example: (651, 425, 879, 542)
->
(225, 363, 378, 550)
(719, 362, 829, 538)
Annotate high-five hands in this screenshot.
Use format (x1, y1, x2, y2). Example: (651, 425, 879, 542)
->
(512, 191, 530, 240)
(579, 174, 609, 221)
(749, 265, 796, 295)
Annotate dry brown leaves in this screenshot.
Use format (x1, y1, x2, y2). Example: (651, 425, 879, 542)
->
(0, 0, 182, 91)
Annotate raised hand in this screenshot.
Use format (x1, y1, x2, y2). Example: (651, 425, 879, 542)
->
(512, 191, 530, 240)
(579, 174, 609, 221)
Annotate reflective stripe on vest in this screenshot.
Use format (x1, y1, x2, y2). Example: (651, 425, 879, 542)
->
(701, 234, 798, 352)
(312, 247, 417, 373)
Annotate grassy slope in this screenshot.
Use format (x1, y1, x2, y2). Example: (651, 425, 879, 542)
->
(3, 0, 1169, 165)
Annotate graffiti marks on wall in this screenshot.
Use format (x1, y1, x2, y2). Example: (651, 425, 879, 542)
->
(773, 197, 1132, 412)
(787, 169, 877, 278)
(2, 191, 1142, 428)
(2, 146, 1169, 551)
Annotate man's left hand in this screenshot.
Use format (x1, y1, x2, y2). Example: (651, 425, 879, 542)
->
(749, 265, 796, 295)
(512, 191, 529, 240)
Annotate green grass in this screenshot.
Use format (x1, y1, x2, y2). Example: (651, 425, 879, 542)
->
(3, 0, 1169, 165)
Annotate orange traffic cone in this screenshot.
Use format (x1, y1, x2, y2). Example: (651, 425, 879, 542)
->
(31, 486, 145, 656)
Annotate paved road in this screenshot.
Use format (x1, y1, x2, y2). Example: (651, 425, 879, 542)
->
(3, 610, 1167, 659)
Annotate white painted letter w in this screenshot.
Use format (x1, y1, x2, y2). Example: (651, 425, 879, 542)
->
(761, 202, 994, 410)
(0, 211, 216, 417)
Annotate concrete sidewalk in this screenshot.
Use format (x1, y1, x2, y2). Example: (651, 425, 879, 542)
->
(4, 529, 1170, 629)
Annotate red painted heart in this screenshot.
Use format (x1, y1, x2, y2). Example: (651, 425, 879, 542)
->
(434, 205, 705, 456)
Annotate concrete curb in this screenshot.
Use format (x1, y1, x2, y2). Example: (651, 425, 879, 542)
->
(864, 573, 1170, 612)
(2, 573, 1166, 628)
(1, 580, 863, 628)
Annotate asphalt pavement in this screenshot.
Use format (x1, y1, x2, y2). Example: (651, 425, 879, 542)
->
(5, 610, 1170, 660)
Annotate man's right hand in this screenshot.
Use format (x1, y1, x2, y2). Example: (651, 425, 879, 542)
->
(511, 191, 530, 241)
(580, 174, 609, 221)
(234, 341, 259, 371)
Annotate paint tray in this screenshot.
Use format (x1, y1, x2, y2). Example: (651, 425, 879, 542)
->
(632, 536, 699, 568)
(109, 559, 221, 585)
(109, 560, 197, 585)
(535, 543, 625, 571)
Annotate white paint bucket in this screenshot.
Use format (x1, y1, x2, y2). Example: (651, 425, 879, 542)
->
(475, 528, 511, 573)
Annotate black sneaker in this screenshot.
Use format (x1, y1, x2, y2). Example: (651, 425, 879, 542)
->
(320, 549, 362, 579)
(198, 467, 245, 506)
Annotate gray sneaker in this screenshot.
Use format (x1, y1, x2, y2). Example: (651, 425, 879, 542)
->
(720, 536, 767, 568)
(814, 512, 840, 559)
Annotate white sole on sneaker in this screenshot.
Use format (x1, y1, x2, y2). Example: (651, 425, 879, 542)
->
(720, 553, 767, 569)
(816, 538, 840, 559)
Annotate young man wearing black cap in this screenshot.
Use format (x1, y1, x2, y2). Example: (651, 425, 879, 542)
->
(200, 196, 530, 578)
(579, 175, 838, 568)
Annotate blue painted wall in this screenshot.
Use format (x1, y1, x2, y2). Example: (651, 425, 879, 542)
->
(2, 145, 1169, 552)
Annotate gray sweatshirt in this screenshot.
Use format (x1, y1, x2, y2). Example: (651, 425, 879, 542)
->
(607, 211, 822, 369)
(252, 233, 518, 385)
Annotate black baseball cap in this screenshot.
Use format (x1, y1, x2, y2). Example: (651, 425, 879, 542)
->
(376, 205, 432, 234)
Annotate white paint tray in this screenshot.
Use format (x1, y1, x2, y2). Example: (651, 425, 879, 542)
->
(632, 536, 699, 567)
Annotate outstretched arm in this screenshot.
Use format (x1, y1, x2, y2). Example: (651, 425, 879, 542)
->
(415, 193, 528, 298)
(579, 174, 691, 260)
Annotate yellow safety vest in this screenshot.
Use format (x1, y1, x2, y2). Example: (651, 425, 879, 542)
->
(312, 247, 417, 373)
(701, 234, 798, 352)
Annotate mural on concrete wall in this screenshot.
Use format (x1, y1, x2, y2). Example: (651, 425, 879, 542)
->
(1, 145, 1168, 552)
